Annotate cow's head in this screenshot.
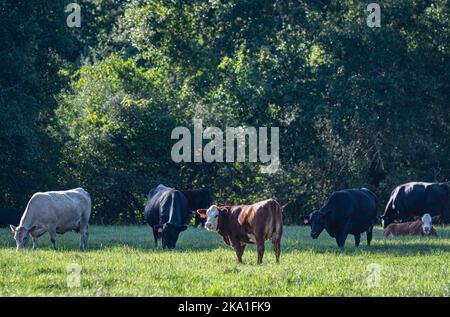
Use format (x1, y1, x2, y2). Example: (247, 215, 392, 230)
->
(309, 210, 328, 239)
(203, 205, 225, 231)
(380, 210, 400, 229)
(156, 223, 187, 249)
(421, 213, 432, 235)
(10, 225, 30, 250)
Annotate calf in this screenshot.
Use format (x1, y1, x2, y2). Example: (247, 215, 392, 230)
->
(198, 199, 283, 264)
(383, 213, 437, 237)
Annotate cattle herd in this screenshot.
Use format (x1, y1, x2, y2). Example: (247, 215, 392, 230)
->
(0, 181, 448, 264)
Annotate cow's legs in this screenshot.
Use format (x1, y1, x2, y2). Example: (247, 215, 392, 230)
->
(32, 236, 38, 250)
(234, 244, 246, 263)
(335, 238, 341, 248)
(354, 233, 361, 247)
(337, 232, 348, 249)
(256, 238, 265, 265)
(80, 230, 89, 251)
(367, 226, 373, 246)
(49, 226, 57, 250)
(271, 234, 281, 263)
(336, 222, 352, 249)
(152, 229, 159, 248)
(80, 222, 89, 251)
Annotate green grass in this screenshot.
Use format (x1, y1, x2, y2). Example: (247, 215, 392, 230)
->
(0, 225, 449, 296)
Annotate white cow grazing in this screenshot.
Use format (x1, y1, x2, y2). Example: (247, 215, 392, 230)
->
(10, 188, 91, 251)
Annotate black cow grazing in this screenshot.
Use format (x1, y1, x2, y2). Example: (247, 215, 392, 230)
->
(0, 208, 22, 227)
(381, 182, 449, 228)
(144, 184, 189, 249)
(181, 189, 212, 226)
(309, 188, 378, 248)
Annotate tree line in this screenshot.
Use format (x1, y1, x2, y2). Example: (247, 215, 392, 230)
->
(1, 0, 449, 224)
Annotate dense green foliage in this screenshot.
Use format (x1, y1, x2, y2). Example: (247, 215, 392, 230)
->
(1, 1, 450, 223)
(0, 225, 449, 296)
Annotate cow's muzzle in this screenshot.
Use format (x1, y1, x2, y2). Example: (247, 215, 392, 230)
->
(205, 223, 217, 232)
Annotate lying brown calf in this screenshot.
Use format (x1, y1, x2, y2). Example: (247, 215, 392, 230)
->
(197, 199, 283, 264)
(384, 213, 438, 237)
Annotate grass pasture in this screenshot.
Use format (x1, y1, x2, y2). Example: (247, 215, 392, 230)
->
(0, 225, 449, 296)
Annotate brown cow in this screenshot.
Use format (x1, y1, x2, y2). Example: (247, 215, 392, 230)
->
(197, 199, 283, 264)
(383, 213, 438, 237)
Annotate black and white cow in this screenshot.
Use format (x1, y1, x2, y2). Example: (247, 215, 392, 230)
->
(144, 184, 190, 249)
(381, 182, 449, 228)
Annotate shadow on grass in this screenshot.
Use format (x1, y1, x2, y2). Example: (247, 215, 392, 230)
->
(0, 225, 448, 257)
(287, 241, 450, 256)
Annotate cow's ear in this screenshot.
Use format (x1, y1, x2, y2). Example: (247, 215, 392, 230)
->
(196, 209, 207, 219)
(9, 225, 16, 233)
(218, 207, 228, 214)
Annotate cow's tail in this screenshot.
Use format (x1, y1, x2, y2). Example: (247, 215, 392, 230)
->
(271, 199, 283, 237)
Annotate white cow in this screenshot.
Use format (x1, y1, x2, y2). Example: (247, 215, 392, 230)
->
(10, 188, 91, 251)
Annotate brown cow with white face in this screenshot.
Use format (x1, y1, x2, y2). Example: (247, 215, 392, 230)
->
(383, 213, 438, 237)
(198, 199, 283, 264)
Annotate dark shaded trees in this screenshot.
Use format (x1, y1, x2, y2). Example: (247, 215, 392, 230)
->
(2, 0, 449, 223)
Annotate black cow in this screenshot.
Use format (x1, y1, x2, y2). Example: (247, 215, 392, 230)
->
(381, 182, 449, 228)
(0, 208, 22, 227)
(181, 189, 212, 226)
(144, 184, 189, 249)
(309, 188, 377, 248)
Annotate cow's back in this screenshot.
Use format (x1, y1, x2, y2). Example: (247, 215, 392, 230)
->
(240, 199, 283, 239)
(394, 182, 448, 217)
(352, 189, 377, 217)
(145, 188, 189, 227)
(425, 183, 449, 212)
(326, 189, 375, 214)
(22, 188, 90, 228)
(324, 189, 376, 235)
